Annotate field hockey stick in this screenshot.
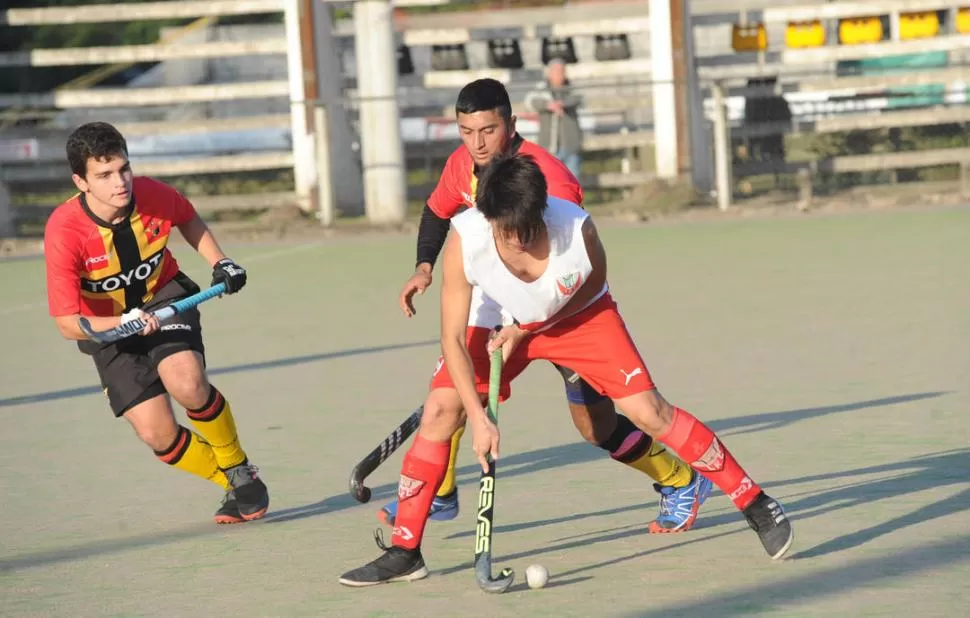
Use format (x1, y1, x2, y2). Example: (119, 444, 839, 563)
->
(78, 282, 228, 344)
(474, 347, 514, 594)
(348, 406, 423, 503)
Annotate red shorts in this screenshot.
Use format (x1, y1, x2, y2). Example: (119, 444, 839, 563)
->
(429, 293, 655, 401)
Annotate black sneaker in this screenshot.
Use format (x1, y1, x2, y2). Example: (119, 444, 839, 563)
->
(338, 531, 429, 587)
(743, 492, 794, 560)
(225, 462, 269, 521)
(214, 494, 245, 525)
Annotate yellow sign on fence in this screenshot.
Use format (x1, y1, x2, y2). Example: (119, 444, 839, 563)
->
(732, 23, 768, 53)
(838, 17, 883, 46)
(785, 20, 825, 49)
(899, 11, 940, 41)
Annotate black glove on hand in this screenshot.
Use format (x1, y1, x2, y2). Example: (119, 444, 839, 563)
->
(211, 258, 247, 294)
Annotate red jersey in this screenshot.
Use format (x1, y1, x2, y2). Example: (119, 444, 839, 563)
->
(427, 134, 584, 219)
(44, 176, 197, 318)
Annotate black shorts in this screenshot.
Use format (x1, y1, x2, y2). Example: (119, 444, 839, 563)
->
(79, 272, 207, 417)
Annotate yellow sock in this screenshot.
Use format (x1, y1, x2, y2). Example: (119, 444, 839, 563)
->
(604, 415, 693, 488)
(186, 387, 247, 470)
(627, 442, 693, 488)
(436, 424, 465, 497)
(155, 425, 231, 490)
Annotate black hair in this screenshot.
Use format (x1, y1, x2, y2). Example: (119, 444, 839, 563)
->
(66, 122, 129, 177)
(455, 78, 512, 121)
(475, 152, 548, 246)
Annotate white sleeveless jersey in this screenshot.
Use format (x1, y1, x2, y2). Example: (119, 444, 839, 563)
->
(451, 196, 607, 327)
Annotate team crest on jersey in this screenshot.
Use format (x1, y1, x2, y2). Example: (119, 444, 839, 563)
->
(556, 271, 583, 296)
(143, 218, 163, 239)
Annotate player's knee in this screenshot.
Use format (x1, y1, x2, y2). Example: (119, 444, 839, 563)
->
(567, 398, 617, 444)
(622, 390, 674, 436)
(421, 390, 466, 438)
(132, 419, 179, 452)
(122, 394, 178, 451)
(167, 375, 210, 410)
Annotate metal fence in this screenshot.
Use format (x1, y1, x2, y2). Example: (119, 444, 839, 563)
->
(2, 0, 970, 237)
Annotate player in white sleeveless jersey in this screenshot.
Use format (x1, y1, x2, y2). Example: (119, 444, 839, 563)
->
(381, 79, 707, 535)
(338, 153, 794, 588)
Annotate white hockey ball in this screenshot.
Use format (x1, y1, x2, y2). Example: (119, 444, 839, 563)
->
(526, 564, 549, 589)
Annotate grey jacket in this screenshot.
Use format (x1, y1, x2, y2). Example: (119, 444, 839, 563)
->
(524, 79, 583, 155)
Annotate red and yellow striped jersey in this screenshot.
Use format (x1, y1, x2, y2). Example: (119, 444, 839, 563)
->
(44, 176, 197, 317)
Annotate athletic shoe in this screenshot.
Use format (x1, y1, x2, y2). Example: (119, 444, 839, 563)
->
(647, 471, 714, 534)
(377, 489, 459, 527)
(338, 531, 429, 587)
(743, 492, 794, 560)
(213, 494, 245, 524)
(224, 462, 269, 522)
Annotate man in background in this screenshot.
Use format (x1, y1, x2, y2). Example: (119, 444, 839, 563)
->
(525, 58, 584, 178)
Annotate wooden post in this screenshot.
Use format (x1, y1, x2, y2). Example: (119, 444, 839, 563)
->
(0, 180, 14, 239)
(298, 0, 320, 213)
(796, 167, 813, 211)
(670, 0, 690, 176)
(314, 104, 335, 227)
(712, 81, 732, 211)
(961, 161, 970, 199)
(889, 127, 902, 184)
(311, 0, 364, 215)
(283, 0, 312, 210)
(890, 10, 901, 43)
(353, 0, 407, 224)
(683, 0, 714, 194)
(650, 0, 678, 179)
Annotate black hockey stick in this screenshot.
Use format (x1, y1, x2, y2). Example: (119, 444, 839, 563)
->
(474, 348, 514, 593)
(348, 406, 423, 503)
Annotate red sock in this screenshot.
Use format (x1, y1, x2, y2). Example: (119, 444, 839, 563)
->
(391, 435, 452, 550)
(656, 407, 762, 510)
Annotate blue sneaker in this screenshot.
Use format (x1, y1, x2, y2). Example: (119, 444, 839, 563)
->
(647, 471, 713, 534)
(377, 489, 460, 527)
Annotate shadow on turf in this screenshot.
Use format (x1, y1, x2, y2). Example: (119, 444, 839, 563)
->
(617, 534, 970, 617)
(423, 447, 970, 584)
(1, 393, 958, 574)
(0, 522, 224, 573)
(505, 575, 594, 593)
(0, 339, 437, 408)
(263, 390, 947, 525)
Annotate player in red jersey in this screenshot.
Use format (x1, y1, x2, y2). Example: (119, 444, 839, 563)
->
(44, 122, 269, 524)
(377, 79, 712, 535)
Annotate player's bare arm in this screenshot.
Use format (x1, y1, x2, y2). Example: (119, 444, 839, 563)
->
(178, 213, 227, 265)
(400, 204, 451, 317)
(439, 232, 481, 417)
(54, 312, 152, 341)
(399, 262, 433, 317)
(178, 213, 247, 295)
(440, 232, 500, 471)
